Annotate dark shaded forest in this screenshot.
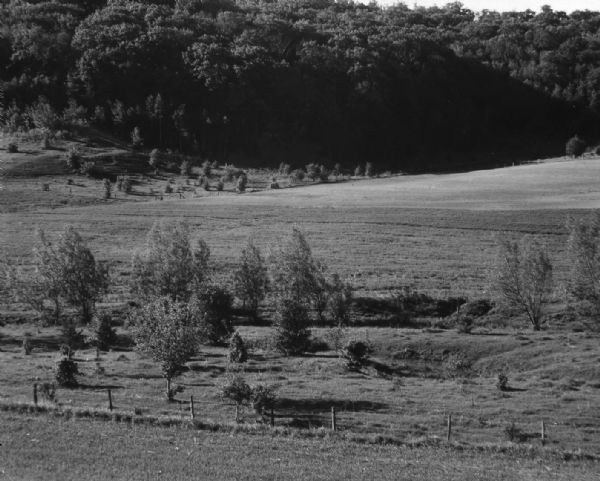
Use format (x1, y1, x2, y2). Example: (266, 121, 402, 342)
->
(1, 0, 600, 171)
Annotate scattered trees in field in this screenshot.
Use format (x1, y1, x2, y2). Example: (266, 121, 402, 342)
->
(566, 214, 600, 315)
(130, 220, 209, 302)
(132, 297, 198, 400)
(233, 240, 269, 321)
(492, 237, 553, 330)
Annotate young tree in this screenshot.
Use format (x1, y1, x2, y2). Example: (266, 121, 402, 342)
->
(56, 226, 109, 324)
(566, 214, 600, 314)
(327, 273, 353, 326)
(220, 373, 252, 422)
(195, 284, 234, 345)
(270, 227, 322, 354)
(492, 237, 553, 330)
(132, 297, 198, 400)
(565, 135, 586, 158)
(131, 220, 210, 301)
(233, 239, 268, 320)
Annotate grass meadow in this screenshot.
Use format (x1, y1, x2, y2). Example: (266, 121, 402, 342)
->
(2, 145, 600, 479)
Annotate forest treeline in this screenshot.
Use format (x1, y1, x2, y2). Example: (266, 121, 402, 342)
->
(1, 0, 600, 170)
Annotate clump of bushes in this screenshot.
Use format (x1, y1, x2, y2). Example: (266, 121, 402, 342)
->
(566, 135, 586, 158)
(290, 169, 305, 183)
(228, 331, 248, 364)
(7, 142, 18, 153)
(55, 357, 79, 387)
(341, 340, 372, 371)
(497, 372, 509, 391)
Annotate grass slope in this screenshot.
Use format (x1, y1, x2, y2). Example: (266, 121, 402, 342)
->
(1, 411, 598, 481)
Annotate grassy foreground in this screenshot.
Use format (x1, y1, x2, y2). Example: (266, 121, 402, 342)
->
(0, 411, 598, 481)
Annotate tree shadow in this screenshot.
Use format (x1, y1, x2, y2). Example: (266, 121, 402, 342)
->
(274, 397, 387, 413)
(75, 383, 124, 390)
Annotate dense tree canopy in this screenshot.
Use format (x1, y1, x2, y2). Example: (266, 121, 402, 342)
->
(2, 1, 600, 170)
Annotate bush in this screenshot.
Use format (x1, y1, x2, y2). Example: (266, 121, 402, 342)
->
(220, 374, 252, 421)
(250, 384, 276, 415)
(566, 135, 586, 158)
(270, 181, 280, 189)
(305, 163, 320, 181)
(7, 142, 18, 153)
(66, 148, 80, 171)
(216, 178, 224, 191)
(201, 177, 210, 190)
(93, 314, 117, 351)
(341, 340, 372, 371)
(456, 316, 474, 334)
(290, 169, 305, 183)
(131, 126, 143, 150)
(278, 162, 291, 176)
(272, 299, 311, 355)
(122, 177, 132, 194)
(504, 422, 524, 442)
(62, 321, 84, 350)
(180, 160, 192, 176)
(365, 162, 374, 177)
(149, 149, 161, 170)
(354, 165, 364, 176)
(318, 164, 330, 182)
(201, 160, 212, 177)
(228, 331, 248, 363)
(497, 372, 509, 391)
(22, 337, 32, 355)
(236, 173, 247, 192)
(164, 183, 173, 194)
(55, 357, 79, 387)
(103, 179, 112, 199)
(196, 285, 234, 345)
(80, 161, 100, 177)
(39, 382, 56, 402)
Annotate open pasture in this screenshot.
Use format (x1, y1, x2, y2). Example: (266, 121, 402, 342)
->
(2, 157, 600, 301)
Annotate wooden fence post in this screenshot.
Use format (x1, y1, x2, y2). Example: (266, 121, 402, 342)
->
(447, 414, 452, 441)
(107, 389, 113, 411)
(541, 420, 546, 446)
(33, 383, 38, 406)
(190, 396, 195, 420)
(331, 406, 337, 432)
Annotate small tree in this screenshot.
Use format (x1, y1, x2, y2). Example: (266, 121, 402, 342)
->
(55, 357, 79, 387)
(305, 163, 320, 181)
(233, 239, 269, 321)
(566, 135, 586, 158)
(341, 340, 372, 371)
(354, 165, 364, 177)
(228, 331, 248, 364)
(365, 162, 374, 177)
(236, 173, 247, 192)
(566, 214, 600, 314)
(92, 314, 117, 351)
(132, 297, 198, 400)
(272, 297, 311, 355)
(201, 160, 212, 177)
(149, 149, 161, 170)
(492, 237, 553, 330)
(220, 374, 252, 422)
(55, 226, 109, 324)
(131, 126, 143, 150)
(131, 220, 210, 301)
(327, 274, 353, 326)
(180, 160, 192, 177)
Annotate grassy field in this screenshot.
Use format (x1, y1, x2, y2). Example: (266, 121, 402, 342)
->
(2, 411, 598, 481)
(2, 145, 600, 478)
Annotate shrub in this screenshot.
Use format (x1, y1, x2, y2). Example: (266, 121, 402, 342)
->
(164, 183, 173, 194)
(149, 149, 161, 170)
(278, 163, 291, 176)
(318, 165, 330, 182)
(66, 148, 80, 171)
(365, 162, 374, 177)
(62, 320, 85, 350)
(22, 337, 32, 355)
(103, 179, 112, 199)
(456, 316, 474, 334)
(131, 126, 143, 150)
(333, 163, 342, 177)
(354, 165, 364, 176)
(492, 237, 553, 330)
(201, 160, 212, 177)
(180, 160, 192, 176)
(341, 340, 372, 371)
(305, 163, 320, 181)
(227, 331, 248, 364)
(220, 374, 252, 422)
(39, 382, 56, 402)
(233, 239, 269, 321)
(55, 357, 79, 387)
(196, 285, 234, 345)
(93, 314, 117, 351)
(504, 422, 524, 442)
(80, 161, 99, 177)
(566, 135, 586, 158)
(236, 173, 247, 192)
(216, 178, 224, 191)
(290, 169, 305, 183)
(122, 177, 132, 194)
(324, 325, 347, 352)
(201, 176, 210, 190)
(270, 181, 280, 189)
(41, 135, 51, 150)
(497, 372, 509, 391)
(7, 142, 18, 153)
(250, 384, 276, 415)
